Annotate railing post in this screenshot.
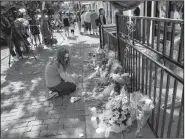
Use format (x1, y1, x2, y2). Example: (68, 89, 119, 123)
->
(116, 13, 121, 62)
(102, 25, 105, 48)
(99, 25, 103, 49)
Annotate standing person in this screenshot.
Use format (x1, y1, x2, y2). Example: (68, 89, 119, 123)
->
(90, 10, 99, 35)
(55, 12, 63, 32)
(29, 14, 41, 46)
(99, 8, 106, 25)
(133, 7, 140, 40)
(63, 12, 70, 37)
(81, 11, 86, 34)
(70, 21, 75, 36)
(84, 10, 92, 34)
(39, 11, 51, 45)
(45, 47, 76, 98)
(76, 11, 81, 33)
(15, 12, 30, 53)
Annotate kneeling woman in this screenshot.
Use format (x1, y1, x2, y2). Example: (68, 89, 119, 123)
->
(45, 47, 76, 98)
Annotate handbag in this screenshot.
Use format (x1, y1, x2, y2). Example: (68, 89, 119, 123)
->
(95, 18, 100, 26)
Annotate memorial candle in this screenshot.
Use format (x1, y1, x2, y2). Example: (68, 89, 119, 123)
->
(91, 116, 98, 128)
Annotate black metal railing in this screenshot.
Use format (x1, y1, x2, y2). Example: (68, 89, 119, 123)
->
(99, 24, 117, 50)
(116, 14, 184, 138)
(100, 14, 184, 138)
(119, 15, 184, 69)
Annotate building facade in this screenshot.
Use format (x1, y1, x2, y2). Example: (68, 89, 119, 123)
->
(91, 1, 183, 24)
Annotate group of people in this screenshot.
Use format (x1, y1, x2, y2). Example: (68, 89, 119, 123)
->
(1, 6, 29, 61)
(1, 6, 53, 62)
(77, 8, 106, 35)
(55, 12, 76, 37)
(54, 8, 107, 36)
(1, 6, 106, 98)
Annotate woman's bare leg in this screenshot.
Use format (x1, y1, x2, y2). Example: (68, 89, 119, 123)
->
(37, 34, 41, 45)
(33, 35, 37, 46)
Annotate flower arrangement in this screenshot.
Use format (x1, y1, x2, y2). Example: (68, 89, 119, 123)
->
(83, 47, 155, 138)
(98, 94, 134, 136)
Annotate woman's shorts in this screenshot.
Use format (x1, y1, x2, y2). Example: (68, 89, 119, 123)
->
(84, 22, 91, 31)
(64, 26, 69, 31)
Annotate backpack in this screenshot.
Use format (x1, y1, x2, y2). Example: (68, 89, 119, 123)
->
(95, 18, 100, 26)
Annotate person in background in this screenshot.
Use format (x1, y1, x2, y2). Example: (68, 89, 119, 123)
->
(63, 12, 70, 37)
(99, 8, 106, 25)
(39, 10, 51, 45)
(29, 14, 41, 46)
(76, 11, 81, 33)
(45, 47, 76, 99)
(16, 12, 30, 53)
(70, 21, 75, 36)
(84, 10, 92, 34)
(133, 7, 140, 40)
(81, 11, 86, 34)
(90, 10, 99, 35)
(56, 12, 63, 32)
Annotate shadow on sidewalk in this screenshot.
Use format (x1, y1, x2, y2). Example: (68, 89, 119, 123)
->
(1, 39, 99, 138)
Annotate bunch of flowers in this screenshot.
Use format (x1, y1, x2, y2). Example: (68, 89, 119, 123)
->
(98, 94, 133, 134)
(95, 49, 108, 67)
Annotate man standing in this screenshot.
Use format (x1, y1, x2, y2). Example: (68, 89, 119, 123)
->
(81, 11, 86, 34)
(84, 10, 92, 34)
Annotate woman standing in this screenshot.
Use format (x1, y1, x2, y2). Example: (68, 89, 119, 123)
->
(56, 12, 63, 32)
(133, 7, 140, 40)
(99, 8, 106, 25)
(91, 10, 99, 35)
(76, 11, 81, 33)
(45, 47, 76, 98)
(63, 12, 70, 37)
(29, 14, 41, 46)
(81, 11, 86, 34)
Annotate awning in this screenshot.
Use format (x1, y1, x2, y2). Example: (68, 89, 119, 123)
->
(81, 2, 91, 5)
(110, 1, 143, 11)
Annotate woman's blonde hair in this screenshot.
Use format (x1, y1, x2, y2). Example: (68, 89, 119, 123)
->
(50, 47, 70, 71)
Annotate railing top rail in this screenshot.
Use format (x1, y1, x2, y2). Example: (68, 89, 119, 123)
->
(119, 15, 184, 24)
(103, 28, 117, 38)
(102, 24, 116, 28)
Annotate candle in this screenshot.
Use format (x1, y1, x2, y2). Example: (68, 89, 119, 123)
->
(91, 107, 97, 116)
(91, 116, 98, 128)
(96, 128, 102, 133)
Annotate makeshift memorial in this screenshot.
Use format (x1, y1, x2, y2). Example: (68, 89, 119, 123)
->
(82, 45, 155, 138)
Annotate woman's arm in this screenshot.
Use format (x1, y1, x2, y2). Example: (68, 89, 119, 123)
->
(100, 15, 104, 25)
(59, 72, 75, 83)
(57, 65, 75, 83)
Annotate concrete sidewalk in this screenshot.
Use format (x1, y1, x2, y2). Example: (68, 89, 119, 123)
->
(1, 29, 99, 138)
(1, 29, 155, 138)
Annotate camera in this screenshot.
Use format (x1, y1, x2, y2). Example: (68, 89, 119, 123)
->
(27, 9, 37, 17)
(47, 8, 54, 15)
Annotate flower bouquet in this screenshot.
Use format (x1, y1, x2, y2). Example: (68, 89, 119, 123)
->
(98, 94, 134, 137)
(130, 92, 155, 137)
(135, 95, 154, 137)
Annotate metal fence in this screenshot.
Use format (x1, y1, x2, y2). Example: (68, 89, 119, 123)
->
(100, 14, 184, 138)
(99, 24, 117, 51)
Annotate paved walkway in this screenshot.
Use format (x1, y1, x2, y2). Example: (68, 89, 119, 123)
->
(1, 29, 155, 138)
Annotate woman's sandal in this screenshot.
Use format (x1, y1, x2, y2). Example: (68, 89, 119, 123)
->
(47, 91, 59, 100)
